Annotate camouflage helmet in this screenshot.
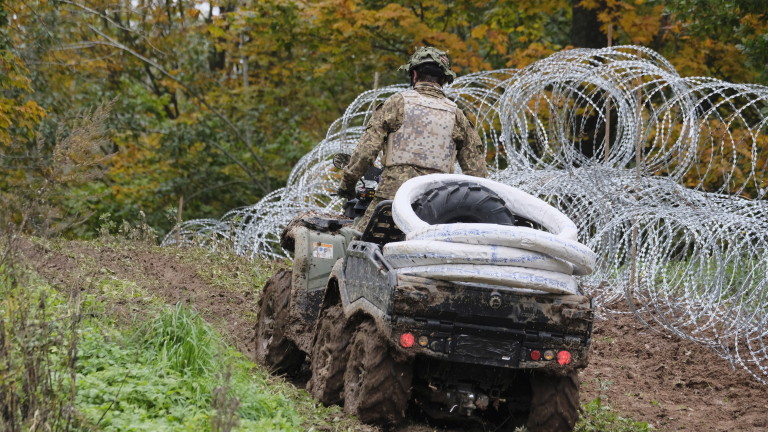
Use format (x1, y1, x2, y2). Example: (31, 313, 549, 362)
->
(398, 46, 457, 84)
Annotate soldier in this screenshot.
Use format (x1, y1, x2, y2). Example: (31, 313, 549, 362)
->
(337, 46, 488, 230)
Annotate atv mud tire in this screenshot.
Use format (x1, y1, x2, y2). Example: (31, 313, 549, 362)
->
(254, 269, 305, 375)
(306, 302, 352, 405)
(526, 371, 580, 432)
(343, 319, 413, 425)
(411, 180, 515, 225)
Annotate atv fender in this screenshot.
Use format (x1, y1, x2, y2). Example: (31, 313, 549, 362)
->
(329, 254, 407, 352)
(287, 223, 353, 353)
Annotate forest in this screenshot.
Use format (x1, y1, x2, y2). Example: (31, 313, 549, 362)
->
(3, 2, 768, 432)
(2, 0, 767, 238)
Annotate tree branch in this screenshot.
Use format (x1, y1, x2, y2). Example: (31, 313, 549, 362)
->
(83, 23, 272, 194)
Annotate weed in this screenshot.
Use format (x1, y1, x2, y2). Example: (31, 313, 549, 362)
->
(2, 101, 114, 238)
(576, 398, 651, 432)
(138, 303, 223, 376)
(597, 378, 614, 393)
(75, 301, 302, 431)
(0, 250, 82, 431)
(211, 369, 240, 432)
(175, 246, 286, 293)
(98, 212, 157, 245)
(98, 213, 118, 240)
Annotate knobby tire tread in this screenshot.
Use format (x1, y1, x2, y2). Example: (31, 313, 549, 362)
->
(526, 371, 580, 432)
(343, 319, 412, 425)
(412, 181, 515, 225)
(254, 269, 305, 375)
(307, 302, 351, 405)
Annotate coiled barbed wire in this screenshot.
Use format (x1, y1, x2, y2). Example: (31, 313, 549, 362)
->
(164, 46, 768, 383)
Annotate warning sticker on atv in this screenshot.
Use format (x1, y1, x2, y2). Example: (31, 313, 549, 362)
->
(312, 242, 334, 259)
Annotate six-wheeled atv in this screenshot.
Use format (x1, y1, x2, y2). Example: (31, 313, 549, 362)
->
(255, 167, 595, 431)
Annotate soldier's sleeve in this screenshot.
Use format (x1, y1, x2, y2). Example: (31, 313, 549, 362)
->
(339, 95, 401, 192)
(454, 108, 488, 178)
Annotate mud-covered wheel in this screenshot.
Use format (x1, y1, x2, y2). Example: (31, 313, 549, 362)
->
(526, 371, 580, 432)
(343, 319, 413, 425)
(411, 180, 516, 225)
(307, 302, 352, 405)
(254, 269, 305, 375)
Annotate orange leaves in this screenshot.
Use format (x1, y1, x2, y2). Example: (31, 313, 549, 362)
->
(507, 43, 560, 69)
(470, 24, 489, 40)
(615, 5, 664, 45)
(187, 8, 201, 19)
(299, 0, 481, 70)
(579, 0, 602, 9)
(0, 52, 46, 146)
(665, 38, 754, 83)
(590, 0, 665, 45)
(740, 13, 768, 34)
(519, 0, 568, 14)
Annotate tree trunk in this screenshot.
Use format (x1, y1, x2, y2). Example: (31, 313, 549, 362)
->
(571, 0, 607, 48)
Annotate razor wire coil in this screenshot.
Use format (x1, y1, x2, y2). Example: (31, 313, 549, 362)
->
(164, 46, 768, 383)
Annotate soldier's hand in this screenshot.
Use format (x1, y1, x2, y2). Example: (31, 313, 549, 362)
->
(336, 188, 355, 200)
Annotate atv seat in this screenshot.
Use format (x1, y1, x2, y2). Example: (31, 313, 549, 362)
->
(360, 200, 405, 246)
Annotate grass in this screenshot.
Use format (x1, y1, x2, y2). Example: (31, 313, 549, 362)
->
(138, 303, 223, 376)
(168, 245, 288, 293)
(2, 236, 368, 432)
(75, 305, 303, 431)
(576, 398, 651, 432)
(0, 261, 79, 431)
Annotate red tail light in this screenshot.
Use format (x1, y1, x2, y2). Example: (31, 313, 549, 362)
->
(530, 350, 542, 361)
(557, 350, 572, 365)
(399, 332, 415, 348)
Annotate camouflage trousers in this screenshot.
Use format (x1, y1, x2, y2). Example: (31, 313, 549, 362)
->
(354, 197, 385, 232)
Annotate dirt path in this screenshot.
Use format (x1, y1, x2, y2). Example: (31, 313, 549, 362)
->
(20, 239, 768, 431)
(19, 239, 260, 359)
(581, 308, 768, 431)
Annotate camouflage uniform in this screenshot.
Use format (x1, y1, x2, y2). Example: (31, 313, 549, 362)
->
(339, 81, 488, 230)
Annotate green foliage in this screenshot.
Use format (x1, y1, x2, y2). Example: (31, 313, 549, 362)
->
(76, 304, 302, 431)
(0, 259, 80, 431)
(138, 303, 224, 376)
(1, 238, 318, 432)
(3, 0, 767, 239)
(576, 398, 651, 432)
(174, 246, 287, 293)
(666, 0, 768, 83)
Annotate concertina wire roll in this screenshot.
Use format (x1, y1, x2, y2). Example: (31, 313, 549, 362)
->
(164, 46, 768, 384)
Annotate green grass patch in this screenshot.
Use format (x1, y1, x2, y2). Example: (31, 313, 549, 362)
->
(1, 249, 326, 432)
(76, 304, 302, 431)
(576, 398, 651, 432)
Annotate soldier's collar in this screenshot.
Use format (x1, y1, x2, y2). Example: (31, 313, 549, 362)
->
(414, 82, 442, 90)
(413, 82, 445, 96)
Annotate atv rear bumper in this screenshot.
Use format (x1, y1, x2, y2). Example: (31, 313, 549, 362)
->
(339, 241, 593, 371)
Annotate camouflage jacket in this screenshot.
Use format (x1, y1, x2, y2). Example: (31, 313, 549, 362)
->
(339, 82, 487, 199)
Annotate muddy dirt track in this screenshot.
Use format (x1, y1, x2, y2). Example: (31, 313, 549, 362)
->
(21, 239, 768, 431)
